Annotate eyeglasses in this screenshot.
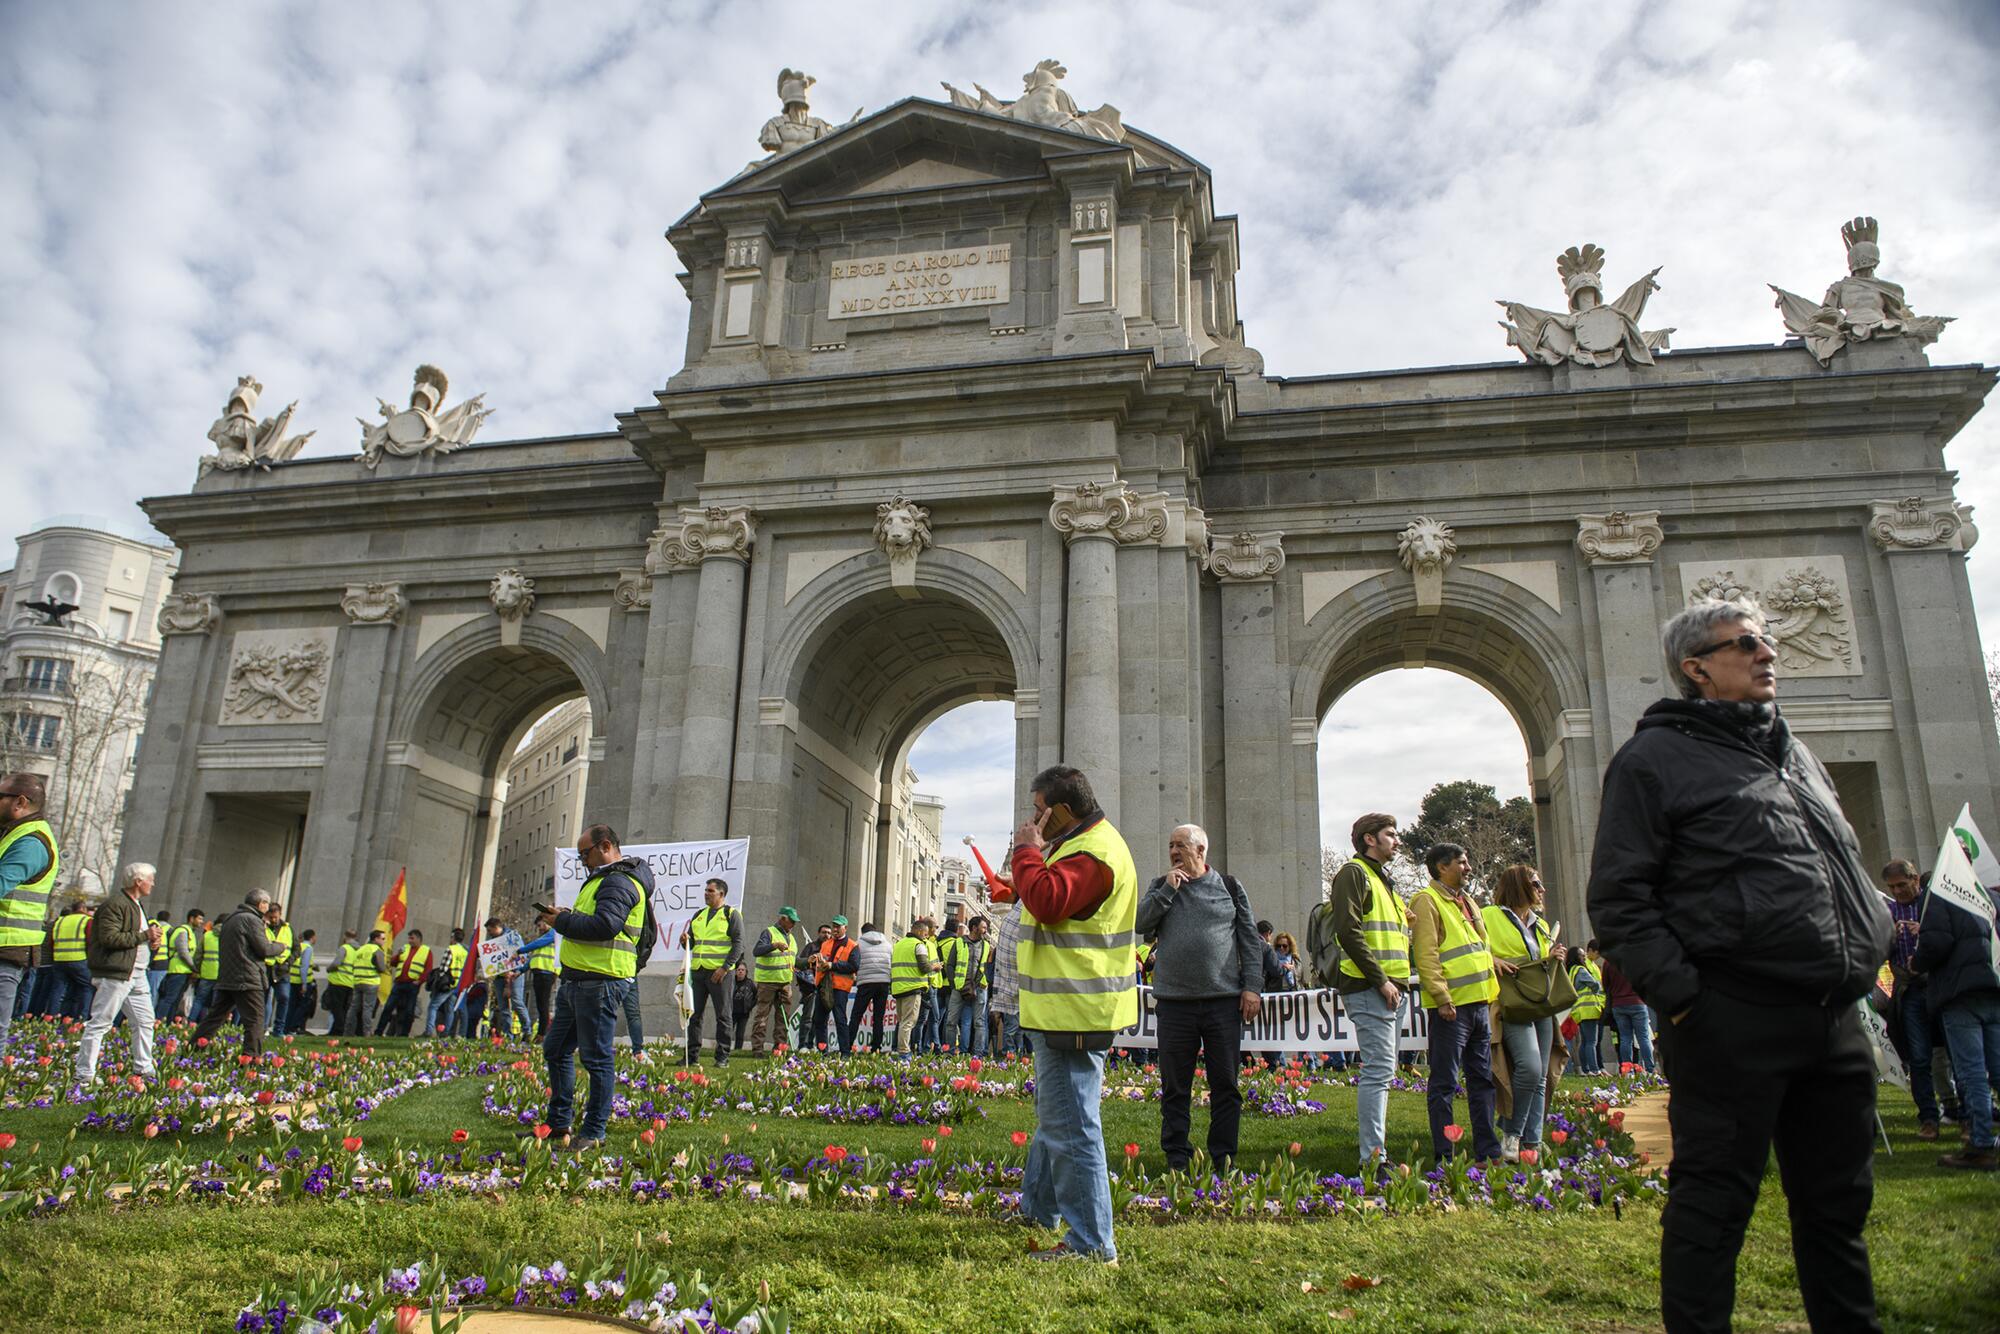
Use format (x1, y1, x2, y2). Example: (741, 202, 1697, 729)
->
(1688, 632, 1777, 658)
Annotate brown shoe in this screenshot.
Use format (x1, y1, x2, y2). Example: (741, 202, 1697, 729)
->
(1917, 1121, 1940, 1141)
(1936, 1148, 1998, 1171)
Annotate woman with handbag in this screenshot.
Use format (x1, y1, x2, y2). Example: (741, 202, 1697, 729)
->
(1483, 865, 1569, 1163)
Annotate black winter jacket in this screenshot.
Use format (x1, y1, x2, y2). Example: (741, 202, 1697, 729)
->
(213, 902, 285, 991)
(1586, 699, 1891, 1016)
(1912, 890, 2000, 1010)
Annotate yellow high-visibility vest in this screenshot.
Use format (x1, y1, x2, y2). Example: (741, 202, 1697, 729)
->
(51, 910, 89, 962)
(1338, 857, 1411, 984)
(0, 820, 58, 949)
(686, 905, 734, 972)
(1017, 817, 1140, 1033)
(1415, 885, 1498, 1009)
(561, 873, 644, 979)
(890, 935, 929, 996)
(754, 925, 795, 984)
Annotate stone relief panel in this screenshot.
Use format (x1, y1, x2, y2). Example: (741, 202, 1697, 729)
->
(1678, 556, 1859, 678)
(157, 591, 221, 636)
(341, 582, 406, 625)
(220, 628, 336, 726)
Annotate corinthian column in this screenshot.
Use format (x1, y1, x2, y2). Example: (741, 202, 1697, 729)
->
(663, 505, 757, 838)
(1051, 481, 1160, 821)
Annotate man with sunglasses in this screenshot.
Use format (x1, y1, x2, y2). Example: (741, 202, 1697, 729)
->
(1589, 598, 1891, 1334)
(0, 773, 58, 1040)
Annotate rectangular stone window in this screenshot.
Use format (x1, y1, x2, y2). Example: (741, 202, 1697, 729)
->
(105, 607, 133, 642)
(10, 712, 60, 751)
(17, 657, 72, 692)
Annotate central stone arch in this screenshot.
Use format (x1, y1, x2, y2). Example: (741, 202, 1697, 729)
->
(1290, 570, 1598, 924)
(737, 549, 1041, 932)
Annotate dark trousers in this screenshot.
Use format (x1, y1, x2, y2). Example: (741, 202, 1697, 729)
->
(812, 988, 849, 1050)
(532, 969, 557, 1037)
(1891, 984, 1944, 1123)
(686, 969, 732, 1062)
(191, 986, 268, 1059)
(323, 984, 351, 1035)
(842, 982, 889, 1054)
(1156, 995, 1245, 1168)
(52, 961, 94, 1019)
(542, 976, 617, 1139)
(156, 972, 194, 1024)
(1660, 992, 1879, 1334)
(377, 980, 421, 1036)
(1426, 1002, 1499, 1161)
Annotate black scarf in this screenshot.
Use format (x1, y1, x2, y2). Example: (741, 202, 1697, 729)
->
(1689, 697, 1784, 761)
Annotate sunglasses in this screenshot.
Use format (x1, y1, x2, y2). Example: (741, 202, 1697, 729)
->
(1688, 632, 1777, 658)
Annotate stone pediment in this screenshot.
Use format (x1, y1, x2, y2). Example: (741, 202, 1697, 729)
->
(695, 98, 1183, 213)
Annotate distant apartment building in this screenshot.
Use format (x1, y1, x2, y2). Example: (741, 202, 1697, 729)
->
(490, 697, 591, 924)
(0, 517, 178, 899)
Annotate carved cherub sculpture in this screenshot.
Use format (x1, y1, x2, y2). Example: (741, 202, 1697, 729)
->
(942, 59, 1125, 142)
(1770, 217, 1953, 365)
(200, 376, 314, 476)
(1499, 245, 1674, 368)
(358, 365, 493, 469)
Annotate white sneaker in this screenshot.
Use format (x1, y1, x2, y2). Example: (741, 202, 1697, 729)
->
(1501, 1132, 1521, 1163)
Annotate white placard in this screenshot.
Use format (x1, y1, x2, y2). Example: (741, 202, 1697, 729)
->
(828, 245, 1011, 319)
(478, 929, 523, 979)
(1117, 987, 1433, 1054)
(553, 839, 748, 976)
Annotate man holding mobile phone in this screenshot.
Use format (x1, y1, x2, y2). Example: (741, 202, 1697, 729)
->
(530, 822, 646, 1151)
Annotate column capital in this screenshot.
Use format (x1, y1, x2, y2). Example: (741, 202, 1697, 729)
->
(1049, 480, 1166, 546)
(1205, 530, 1286, 582)
(156, 591, 220, 636)
(613, 568, 652, 612)
(1575, 510, 1664, 565)
(340, 581, 406, 625)
(650, 504, 757, 570)
(1868, 496, 1975, 552)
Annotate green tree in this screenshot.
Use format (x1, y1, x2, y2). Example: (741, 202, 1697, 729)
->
(1400, 780, 1537, 889)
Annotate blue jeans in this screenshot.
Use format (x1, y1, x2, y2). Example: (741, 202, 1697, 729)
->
(53, 961, 94, 1019)
(1426, 1002, 1499, 1161)
(425, 990, 459, 1037)
(1611, 1003, 1654, 1072)
(1345, 985, 1404, 1169)
(0, 961, 26, 1038)
(1022, 1032, 1116, 1260)
(1898, 985, 1943, 1123)
(947, 990, 987, 1056)
(156, 973, 193, 1025)
(617, 977, 644, 1047)
(1939, 991, 2000, 1150)
(1501, 1015, 1554, 1145)
(918, 989, 942, 1052)
(266, 980, 293, 1036)
(287, 984, 315, 1036)
(191, 978, 217, 1024)
(542, 976, 618, 1139)
(1575, 1017, 1604, 1074)
(147, 967, 166, 1012)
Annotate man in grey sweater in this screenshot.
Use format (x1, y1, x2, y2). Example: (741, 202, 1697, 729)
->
(1135, 823, 1264, 1171)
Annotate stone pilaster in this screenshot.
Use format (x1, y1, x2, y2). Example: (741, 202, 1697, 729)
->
(1050, 482, 1143, 818)
(666, 505, 756, 839)
(1208, 531, 1298, 923)
(1576, 512, 1666, 751)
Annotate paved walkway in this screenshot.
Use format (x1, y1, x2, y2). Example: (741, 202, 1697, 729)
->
(1621, 1087, 1672, 1169)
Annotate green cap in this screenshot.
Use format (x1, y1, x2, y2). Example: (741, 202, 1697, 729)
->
(831, 915, 849, 926)
(779, 906, 799, 921)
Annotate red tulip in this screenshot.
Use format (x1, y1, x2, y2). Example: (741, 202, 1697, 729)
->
(1123, 1142, 1140, 1160)
(1442, 1124, 1464, 1143)
(1519, 1148, 1539, 1165)
(533, 1124, 551, 1141)
(651, 1117, 666, 1132)
(1594, 1138, 1607, 1149)
(938, 1125, 952, 1137)
(0, 1132, 18, 1151)
(1010, 1131, 1029, 1147)
(639, 1128, 656, 1146)
(968, 1058, 982, 1073)
(256, 1090, 275, 1105)
(395, 1306, 422, 1333)
(920, 1137, 936, 1152)
(1289, 1141, 1303, 1157)
(824, 1145, 849, 1163)
(1549, 1130, 1568, 1146)
(128, 1075, 146, 1091)
(342, 1136, 363, 1152)
(451, 1129, 470, 1143)
(144, 1122, 159, 1139)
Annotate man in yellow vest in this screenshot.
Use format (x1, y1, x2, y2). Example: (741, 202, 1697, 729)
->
(191, 917, 222, 1023)
(0, 773, 59, 1039)
(679, 877, 741, 1068)
(1569, 939, 1606, 1075)
(377, 928, 433, 1036)
(890, 917, 939, 1055)
(157, 908, 205, 1025)
(341, 928, 388, 1035)
(49, 900, 97, 1019)
(264, 911, 296, 1036)
(1410, 841, 1500, 1162)
(1007, 764, 1138, 1265)
(746, 905, 799, 1056)
(1324, 812, 1413, 1174)
(532, 821, 646, 1149)
(322, 928, 357, 1035)
(426, 927, 470, 1037)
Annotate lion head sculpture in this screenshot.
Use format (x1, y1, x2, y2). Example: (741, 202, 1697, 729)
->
(1397, 517, 1457, 574)
(873, 496, 933, 560)
(488, 567, 536, 621)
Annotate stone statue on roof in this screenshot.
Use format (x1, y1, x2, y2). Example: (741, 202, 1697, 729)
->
(1498, 244, 1674, 368)
(1770, 217, 1953, 365)
(358, 364, 493, 470)
(942, 58, 1124, 143)
(744, 69, 859, 174)
(200, 375, 315, 476)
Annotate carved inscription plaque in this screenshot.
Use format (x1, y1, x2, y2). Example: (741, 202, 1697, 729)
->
(828, 244, 1012, 319)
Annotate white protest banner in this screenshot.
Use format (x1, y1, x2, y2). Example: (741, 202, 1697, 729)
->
(1116, 986, 1432, 1054)
(1951, 803, 2000, 889)
(1855, 999, 1909, 1090)
(553, 838, 749, 976)
(1926, 821, 2000, 972)
(478, 929, 523, 979)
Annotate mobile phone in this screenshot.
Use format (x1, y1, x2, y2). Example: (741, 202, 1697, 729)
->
(533, 902, 556, 916)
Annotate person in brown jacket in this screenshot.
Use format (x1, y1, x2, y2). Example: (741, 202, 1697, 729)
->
(76, 863, 163, 1083)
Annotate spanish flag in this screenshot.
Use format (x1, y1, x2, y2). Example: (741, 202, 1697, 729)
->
(373, 869, 409, 1001)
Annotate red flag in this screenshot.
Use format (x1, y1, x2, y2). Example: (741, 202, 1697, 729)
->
(374, 868, 409, 939)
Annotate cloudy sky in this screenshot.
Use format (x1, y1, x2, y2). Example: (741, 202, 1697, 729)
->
(5, 1, 1996, 863)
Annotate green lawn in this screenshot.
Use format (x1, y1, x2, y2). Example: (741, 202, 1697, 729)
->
(0, 1036, 1993, 1332)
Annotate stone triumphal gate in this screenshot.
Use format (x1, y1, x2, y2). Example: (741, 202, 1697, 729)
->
(123, 69, 1997, 1005)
